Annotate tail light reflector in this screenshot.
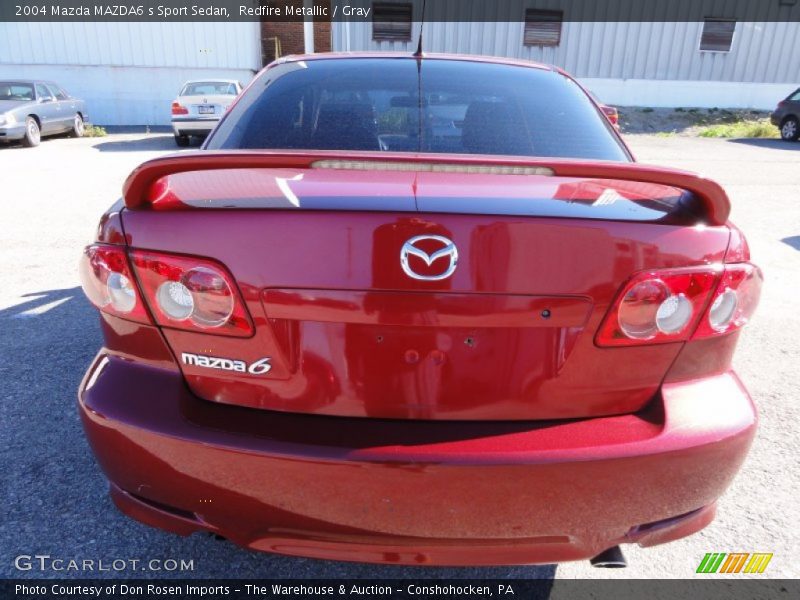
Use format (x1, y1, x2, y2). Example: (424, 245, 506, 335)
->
(171, 102, 188, 115)
(130, 250, 253, 337)
(79, 244, 150, 323)
(596, 267, 719, 346)
(693, 263, 762, 338)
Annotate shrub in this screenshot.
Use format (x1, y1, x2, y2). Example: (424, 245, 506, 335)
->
(697, 119, 778, 138)
(83, 125, 107, 137)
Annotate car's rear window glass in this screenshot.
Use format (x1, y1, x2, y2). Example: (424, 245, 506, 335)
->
(0, 82, 35, 101)
(207, 58, 629, 161)
(181, 82, 238, 96)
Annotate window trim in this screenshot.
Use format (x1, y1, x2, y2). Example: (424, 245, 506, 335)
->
(698, 18, 737, 53)
(372, 2, 413, 43)
(523, 9, 564, 47)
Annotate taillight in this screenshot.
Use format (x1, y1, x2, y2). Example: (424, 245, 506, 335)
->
(171, 102, 188, 115)
(597, 263, 762, 346)
(601, 105, 619, 126)
(79, 244, 150, 323)
(693, 263, 762, 338)
(596, 267, 719, 346)
(130, 250, 253, 337)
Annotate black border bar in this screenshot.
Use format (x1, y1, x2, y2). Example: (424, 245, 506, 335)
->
(2, 0, 800, 23)
(3, 579, 799, 600)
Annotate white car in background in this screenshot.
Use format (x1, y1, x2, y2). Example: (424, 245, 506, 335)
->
(171, 79, 242, 146)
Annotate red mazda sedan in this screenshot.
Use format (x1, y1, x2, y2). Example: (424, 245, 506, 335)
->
(78, 53, 761, 567)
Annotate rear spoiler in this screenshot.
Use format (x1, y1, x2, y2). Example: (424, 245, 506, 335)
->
(122, 150, 731, 225)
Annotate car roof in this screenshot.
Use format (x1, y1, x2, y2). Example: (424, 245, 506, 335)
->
(272, 51, 555, 72)
(0, 79, 47, 84)
(182, 79, 240, 85)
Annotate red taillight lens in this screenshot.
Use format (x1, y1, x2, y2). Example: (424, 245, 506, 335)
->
(601, 105, 619, 125)
(130, 250, 253, 337)
(596, 267, 720, 346)
(597, 263, 762, 346)
(171, 102, 188, 115)
(79, 244, 150, 323)
(694, 263, 762, 338)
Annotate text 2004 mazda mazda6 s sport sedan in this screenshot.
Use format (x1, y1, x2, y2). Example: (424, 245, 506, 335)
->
(78, 53, 762, 567)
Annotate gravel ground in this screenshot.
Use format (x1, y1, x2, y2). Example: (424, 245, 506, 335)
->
(0, 133, 798, 580)
(617, 107, 774, 136)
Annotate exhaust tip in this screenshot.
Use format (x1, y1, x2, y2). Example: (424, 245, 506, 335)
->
(590, 546, 627, 568)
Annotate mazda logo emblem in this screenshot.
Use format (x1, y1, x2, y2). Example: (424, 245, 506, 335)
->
(400, 235, 458, 281)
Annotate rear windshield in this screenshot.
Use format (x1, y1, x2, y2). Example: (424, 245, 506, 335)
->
(207, 58, 629, 161)
(0, 82, 35, 101)
(181, 82, 238, 96)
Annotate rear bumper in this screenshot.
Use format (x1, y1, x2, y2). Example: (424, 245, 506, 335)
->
(79, 353, 756, 566)
(171, 117, 219, 135)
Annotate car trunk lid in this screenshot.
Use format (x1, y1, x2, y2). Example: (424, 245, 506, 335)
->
(177, 94, 234, 118)
(119, 152, 730, 420)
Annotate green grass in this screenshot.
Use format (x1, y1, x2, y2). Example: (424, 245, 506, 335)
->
(654, 131, 677, 137)
(83, 125, 107, 137)
(697, 119, 778, 139)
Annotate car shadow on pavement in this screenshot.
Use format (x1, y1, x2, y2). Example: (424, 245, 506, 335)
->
(92, 135, 196, 152)
(727, 138, 800, 151)
(0, 140, 55, 151)
(782, 235, 800, 251)
(0, 288, 558, 583)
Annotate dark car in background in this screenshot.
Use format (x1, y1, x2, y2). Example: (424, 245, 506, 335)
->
(0, 80, 87, 147)
(771, 88, 800, 141)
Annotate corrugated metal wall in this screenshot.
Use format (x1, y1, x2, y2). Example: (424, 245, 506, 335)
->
(0, 22, 261, 125)
(332, 1, 800, 84)
(0, 22, 260, 69)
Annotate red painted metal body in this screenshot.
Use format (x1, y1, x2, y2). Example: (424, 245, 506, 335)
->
(120, 206, 730, 421)
(79, 324, 753, 565)
(78, 53, 758, 565)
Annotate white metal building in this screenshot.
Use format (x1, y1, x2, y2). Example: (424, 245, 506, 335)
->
(0, 22, 261, 125)
(1, 4, 798, 126)
(333, 1, 800, 109)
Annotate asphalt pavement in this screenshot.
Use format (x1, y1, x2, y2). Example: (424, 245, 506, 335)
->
(0, 133, 798, 580)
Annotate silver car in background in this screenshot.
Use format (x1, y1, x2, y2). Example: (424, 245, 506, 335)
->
(0, 80, 88, 147)
(171, 79, 242, 146)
